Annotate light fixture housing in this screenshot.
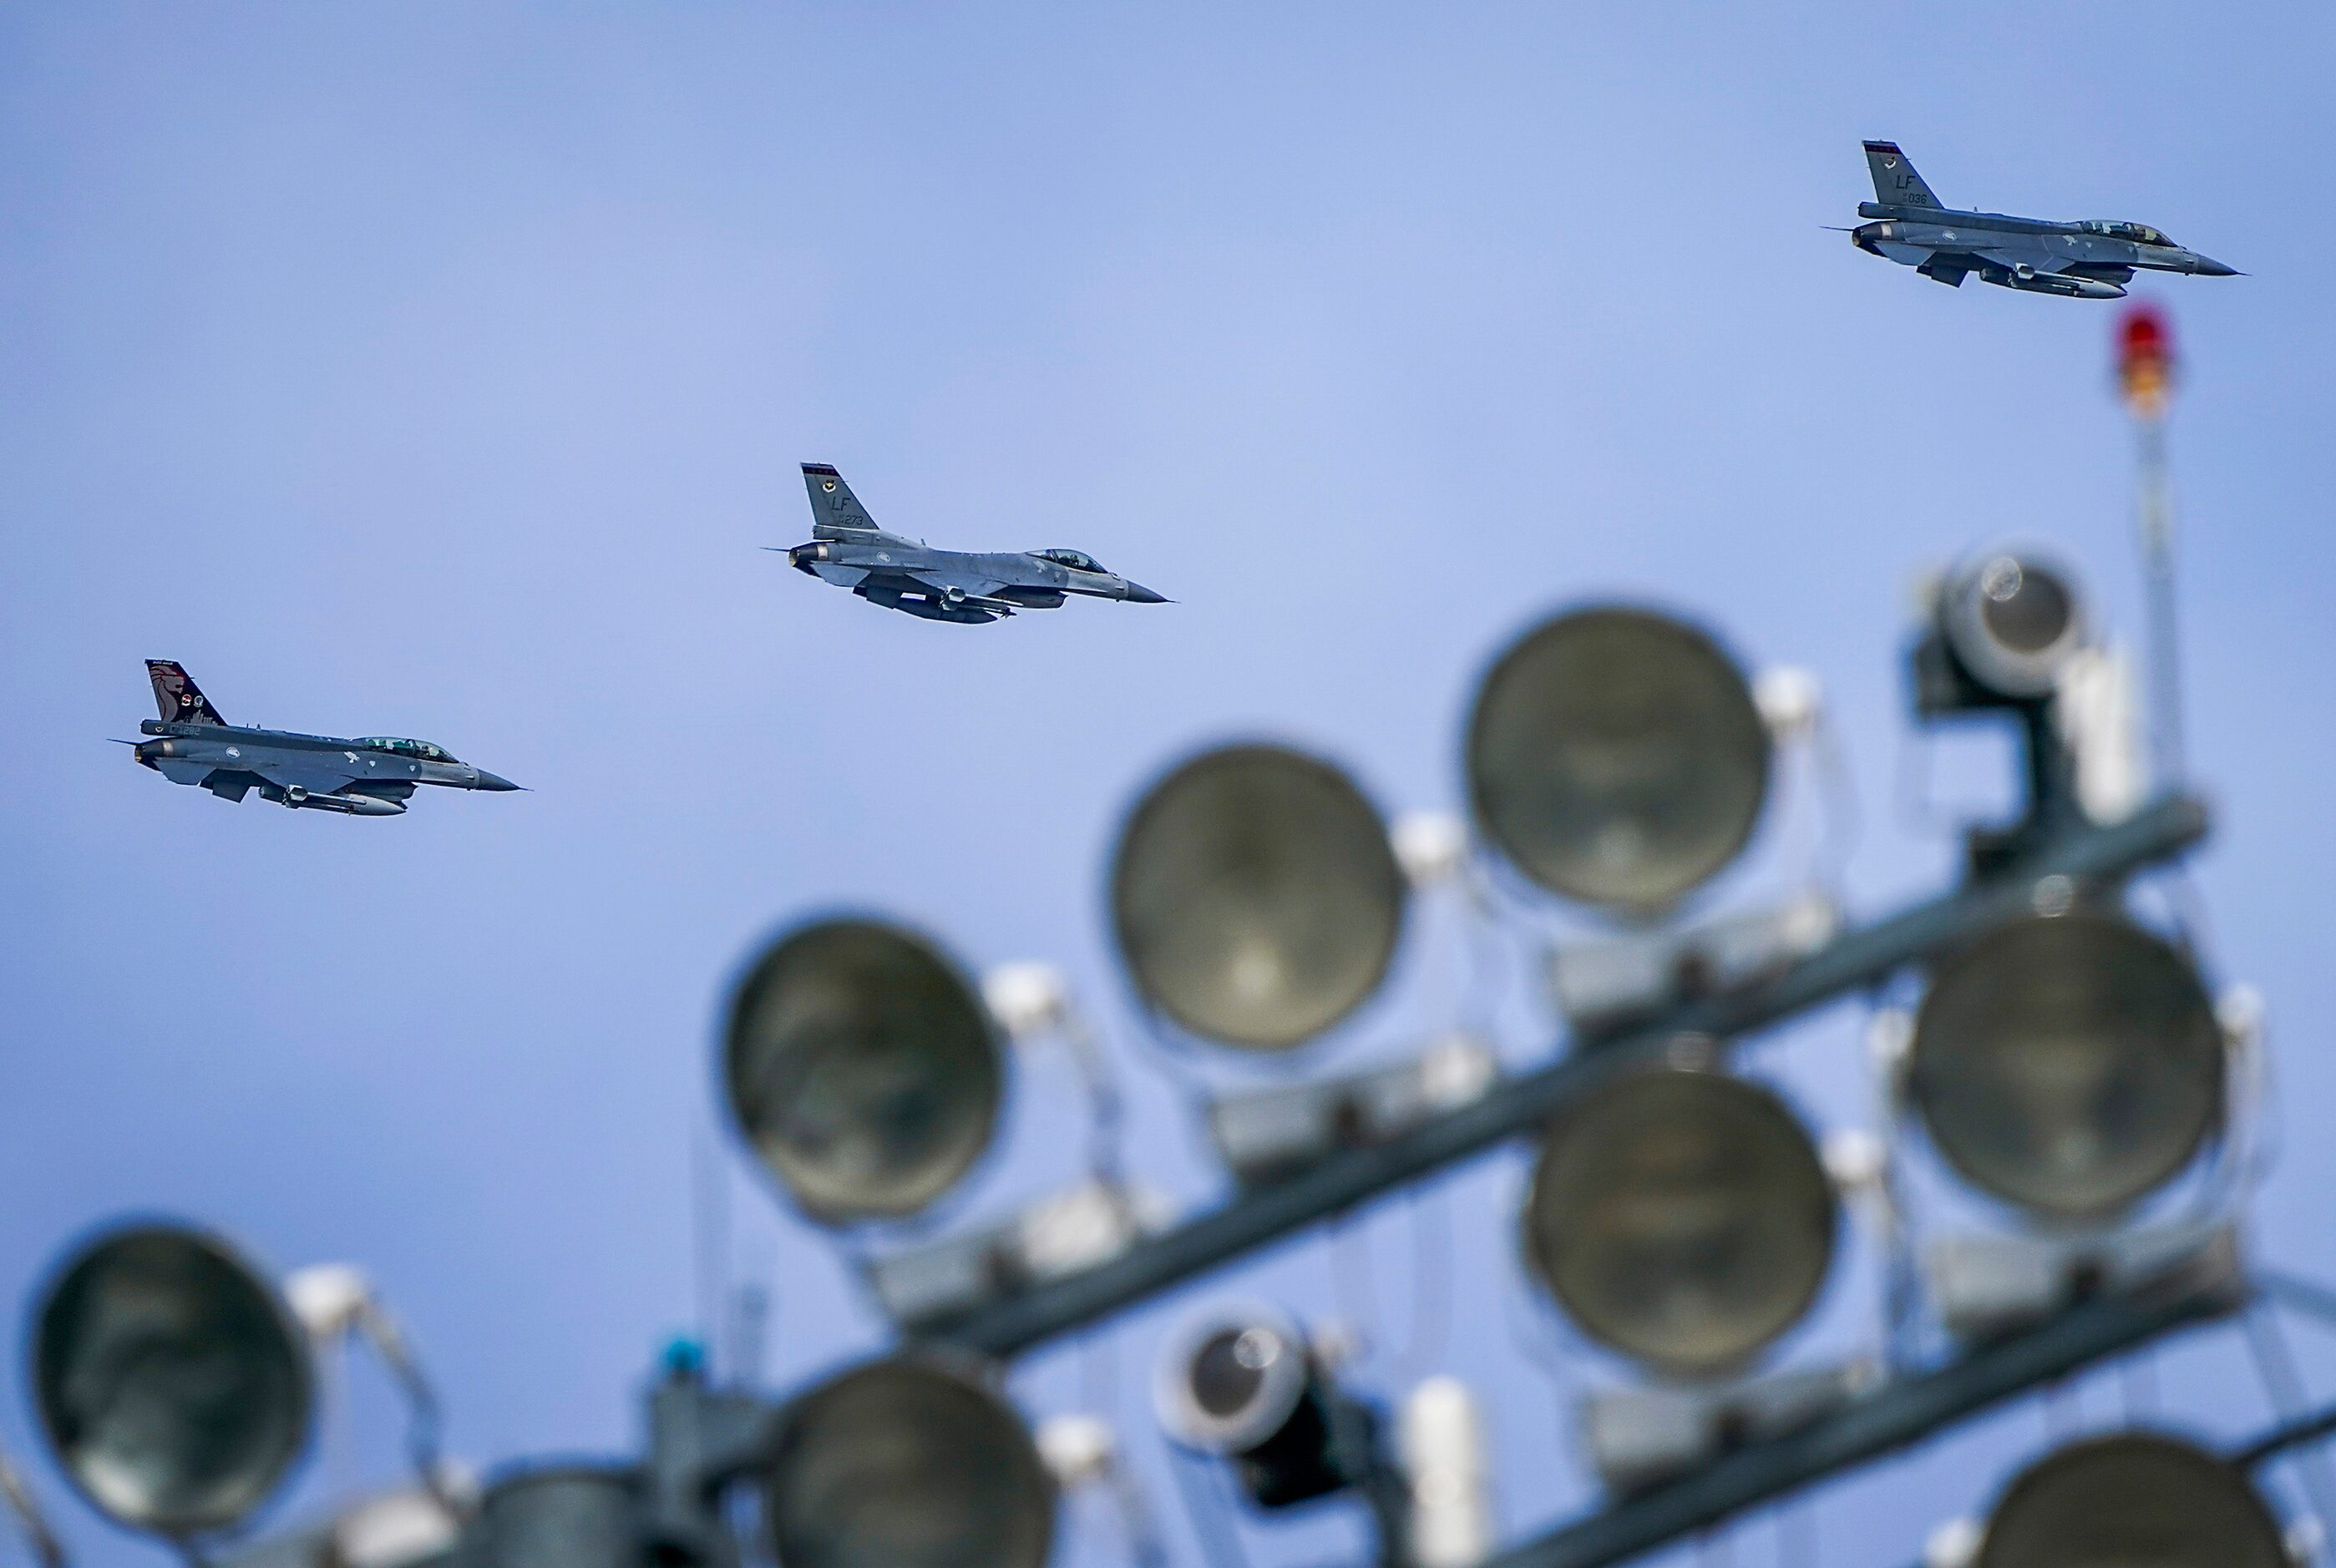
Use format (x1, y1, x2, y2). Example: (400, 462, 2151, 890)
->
(1466, 606, 1771, 915)
(31, 1223, 312, 1540)
(1111, 743, 1405, 1052)
(468, 1464, 641, 1568)
(1976, 1431, 2285, 1568)
(1153, 1304, 1359, 1510)
(724, 917, 1004, 1224)
(762, 1357, 1053, 1568)
(1523, 1066, 1837, 1378)
(1934, 549, 2088, 704)
(862, 1178, 1169, 1333)
(1205, 1035, 1498, 1187)
(1909, 912, 2222, 1221)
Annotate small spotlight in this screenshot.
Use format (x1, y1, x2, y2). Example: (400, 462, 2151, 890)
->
(32, 1223, 312, 1540)
(1111, 744, 1405, 1052)
(1934, 549, 2087, 703)
(1976, 1432, 2284, 1568)
(1523, 1066, 1837, 1378)
(762, 1358, 1054, 1568)
(1466, 606, 1770, 914)
(470, 1464, 640, 1568)
(724, 918, 1004, 1224)
(1909, 912, 2222, 1221)
(1154, 1305, 1362, 1509)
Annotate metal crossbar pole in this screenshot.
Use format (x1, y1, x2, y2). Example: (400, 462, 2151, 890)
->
(926, 796, 2209, 1360)
(1487, 1266, 2243, 1568)
(2237, 1400, 2336, 1471)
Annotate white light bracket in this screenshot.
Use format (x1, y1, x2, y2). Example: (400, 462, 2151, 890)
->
(283, 1265, 454, 1511)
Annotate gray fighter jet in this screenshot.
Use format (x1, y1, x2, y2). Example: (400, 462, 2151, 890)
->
(126, 661, 520, 816)
(1850, 141, 2237, 298)
(783, 463, 1167, 624)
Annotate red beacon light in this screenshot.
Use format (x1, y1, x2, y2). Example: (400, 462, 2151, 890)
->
(2117, 302, 2176, 420)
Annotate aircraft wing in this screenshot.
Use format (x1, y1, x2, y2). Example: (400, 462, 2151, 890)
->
(250, 751, 371, 795)
(1917, 252, 1984, 287)
(1973, 246, 2081, 276)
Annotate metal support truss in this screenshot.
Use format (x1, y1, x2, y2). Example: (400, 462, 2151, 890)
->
(1490, 1252, 2245, 1568)
(925, 795, 2210, 1360)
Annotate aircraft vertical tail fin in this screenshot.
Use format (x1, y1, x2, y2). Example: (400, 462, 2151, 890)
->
(147, 660, 225, 726)
(1862, 141, 1942, 209)
(801, 463, 884, 540)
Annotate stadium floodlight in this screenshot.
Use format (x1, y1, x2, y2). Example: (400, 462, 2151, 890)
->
(1110, 743, 1406, 1052)
(1154, 1303, 1372, 1510)
(724, 917, 1004, 1224)
(1975, 1431, 2286, 1568)
(1523, 1065, 1837, 1378)
(1909, 911, 2222, 1221)
(467, 1465, 641, 1568)
(762, 1356, 1053, 1568)
(1466, 606, 1771, 915)
(31, 1223, 312, 1541)
(1932, 549, 2089, 705)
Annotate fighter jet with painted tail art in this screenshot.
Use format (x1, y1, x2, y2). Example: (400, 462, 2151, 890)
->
(782, 463, 1168, 624)
(126, 661, 521, 815)
(1849, 141, 2237, 299)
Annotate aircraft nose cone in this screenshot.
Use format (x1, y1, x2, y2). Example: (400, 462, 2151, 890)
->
(2192, 254, 2239, 276)
(473, 769, 523, 792)
(1122, 579, 1168, 604)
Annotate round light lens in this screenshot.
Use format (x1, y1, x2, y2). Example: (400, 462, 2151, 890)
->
(1153, 1304, 1311, 1455)
(1523, 1068, 1836, 1378)
(725, 918, 1002, 1224)
(32, 1224, 312, 1539)
(1112, 744, 1404, 1051)
(1943, 550, 2085, 699)
(1911, 913, 2221, 1219)
(764, 1358, 1053, 1568)
(1979, 1432, 2285, 1568)
(1467, 607, 1770, 913)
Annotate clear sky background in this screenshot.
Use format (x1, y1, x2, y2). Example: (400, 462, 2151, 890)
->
(3, 5, 2333, 1565)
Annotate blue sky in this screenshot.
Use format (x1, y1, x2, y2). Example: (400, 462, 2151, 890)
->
(3, 4, 2333, 1564)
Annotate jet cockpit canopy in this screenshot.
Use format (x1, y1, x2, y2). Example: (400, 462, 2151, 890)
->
(2082, 220, 2173, 245)
(359, 737, 459, 763)
(1039, 549, 1107, 573)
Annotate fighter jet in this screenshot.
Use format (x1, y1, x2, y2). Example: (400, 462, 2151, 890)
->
(783, 463, 1167, 624)
(126, 661, 521, 816)
(1849, 141, 2237, 298)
